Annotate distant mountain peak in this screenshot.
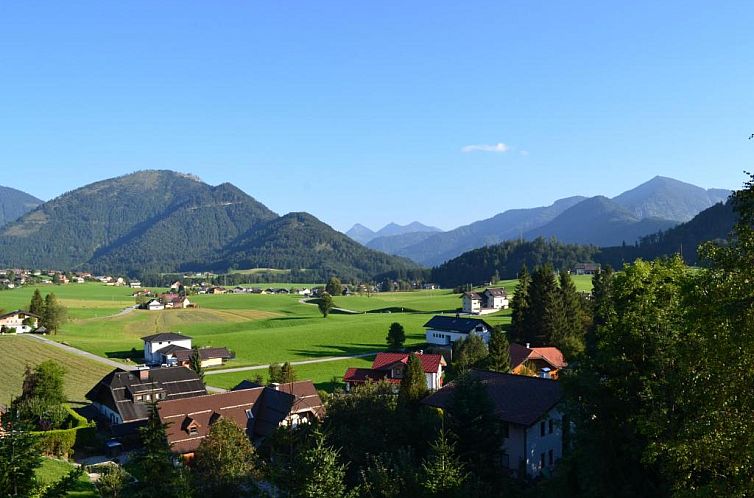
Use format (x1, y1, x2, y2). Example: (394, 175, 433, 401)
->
(346, 221, 441, 244)
(0, 185, 43, 228)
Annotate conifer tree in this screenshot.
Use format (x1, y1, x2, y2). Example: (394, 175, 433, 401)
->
(398, 354, 428, 409)
(525, 264, 560, 346)
(420, 429, 468, 497)
(486, 325, 510, 373)
(556, 270, 585, 357)
(280, 361, 297, 383)
(452, 335, 488, 372)
(0, 407, 41, 498)
(292, 429, 349, 498)
(189, 347, 205, 383)
(41, 293, 67, 334)
(193, 418, 258, 498)
(29, 289, 44, 318)
(133, 404, 183, 498)
(510, 265, 531, 344)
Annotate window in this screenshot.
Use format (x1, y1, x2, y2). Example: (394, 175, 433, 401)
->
(245, 409, 254, 419)
(144, 394, 151, 401)
(540, 421, 545, 437)
(548, 449, 554, 466)
(540, 453, 545, 469)
(549, 419, 554, 434)
(189, 426, 198, 436)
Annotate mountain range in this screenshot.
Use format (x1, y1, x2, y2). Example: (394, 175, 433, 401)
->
(0, 186, 42, 228)
(345, 221, 441, 245)
(361, 176, 730, 266)
(0, 170, 417, 279)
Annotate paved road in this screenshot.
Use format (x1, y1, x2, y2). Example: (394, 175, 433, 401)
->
(21, 333, 136, 371)
(204, 351, 378, 376)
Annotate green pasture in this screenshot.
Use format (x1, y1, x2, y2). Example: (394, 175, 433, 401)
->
(0, 283, 134, 319)
(0, 335, 113, 406)
(206, 356, 375, 392)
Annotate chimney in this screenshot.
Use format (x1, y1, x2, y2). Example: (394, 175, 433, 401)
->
(137, 365, 150, 381)
(526, 343, 530, 349)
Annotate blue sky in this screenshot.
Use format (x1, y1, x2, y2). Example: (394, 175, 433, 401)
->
(1, 1, 752, 231)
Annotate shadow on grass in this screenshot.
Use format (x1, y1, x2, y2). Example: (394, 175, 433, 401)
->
(105, 350, 144, 362)
(288, 344, 384, 358)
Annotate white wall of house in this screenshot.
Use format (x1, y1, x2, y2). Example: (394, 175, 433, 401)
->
(144, 338, 192, 364)
(488, 295, 509, 309)
(424, 370, 443, 390)
(200, 357, 223, 368)
(502, 407, 563, 477)
(462, 295, 481, 314)
(425, 328, 491, 346)
(0, 313, 38, 333)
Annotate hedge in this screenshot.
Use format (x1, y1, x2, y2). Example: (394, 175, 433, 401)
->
(33, 405, 97, 458)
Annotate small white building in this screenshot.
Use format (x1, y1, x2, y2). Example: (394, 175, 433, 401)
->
(462, 292, 482, 314)
(424, 315, 493, 346)
(142, 332, 192, 364)
(462, 288, 509, 314)
(423, 370, 564, 478)
(147, 299, 165, 311)
(0, 310, 40, 333)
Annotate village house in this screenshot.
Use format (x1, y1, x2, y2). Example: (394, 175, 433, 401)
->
(129, 280, 142, 288)
(573, 263, 601, 275)
(0, 310, 40, 333)
(424, 315, 494, 346)
(509, 343, 567, 379)
(146, 299, 164, 311)
(158, 381, 325, 457)
(462, 288, 509, 315)
(423, 370, 564, 478)
(343, 351, 447, 391)
(142, 332, 232, 368)
(85, 366, 207, 435)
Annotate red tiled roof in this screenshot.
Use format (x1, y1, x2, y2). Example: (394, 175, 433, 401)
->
(371, 352, 446, 373)
(509, 344, 566, 370)
(343, 368, 399, 384)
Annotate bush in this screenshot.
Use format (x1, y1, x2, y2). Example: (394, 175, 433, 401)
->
(33, 405, 97, 458)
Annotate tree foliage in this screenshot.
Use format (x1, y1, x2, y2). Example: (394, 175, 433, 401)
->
(325, 276, 343, 296)
(193, 418, 258, 498)
(486, 326, 510, 373)
(420, 429, 468, 497)
(133, 404, 184, 498)
(318, 292, 334, 318)
(398, 354, 428, 409)
(386, 322, 406, 351)
(0, 410, 40, 498)
(291, 429, 350, 498)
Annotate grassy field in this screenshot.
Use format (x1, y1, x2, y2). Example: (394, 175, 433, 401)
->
(0, 335, 114, 406)
(36, 458, 98, 497)
(206, 356, 375, 392)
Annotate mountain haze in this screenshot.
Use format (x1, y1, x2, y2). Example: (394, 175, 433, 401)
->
(346, 221, 441, 244)
(0, 186, 43, 228)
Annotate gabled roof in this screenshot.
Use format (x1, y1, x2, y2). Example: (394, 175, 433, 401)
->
(509, 343, 567, 370)
(422, 370, 562, 427)
(0, 309, 40, 320)
(141, 332, 191, 342)
(371, 352, 446, 373)
(85, 367, 206, 424)
(423, 315, 493, 333)
(463, 292, 482, 300)
(484, 288, 508, 297)
(173, 347, 232, 362)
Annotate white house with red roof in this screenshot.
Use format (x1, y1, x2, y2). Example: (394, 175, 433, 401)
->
(343, 352, 447, 391)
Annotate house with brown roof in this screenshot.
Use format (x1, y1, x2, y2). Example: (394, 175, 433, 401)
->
(509, 343, 567, 379)
(423, 370, 564, 478)
(159, 381, 325, 457)
(343, 352, 447, 391)
(0, 310, 40, 333)
(142, 332, 232, 368)
(85, 366, 207, 435)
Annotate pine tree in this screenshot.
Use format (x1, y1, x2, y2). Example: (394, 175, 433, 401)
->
(510, 265, 531, 344)
(486, 326, 510, 372)
(526, 264, 560, 346)
(398, 354, 428, 409)
(29, 289, 44, 318)
(189, 347, 205, 383)
(420, 429, 468, 497)
(453, 334, 488, 372)
(41, 293, 67, 334)
(193, 418, 258, 498)
(293, 429, 349, 498)
(133, 404, 183, 498)
(386, 322, 406, 351)
(556, 270, 585, 358)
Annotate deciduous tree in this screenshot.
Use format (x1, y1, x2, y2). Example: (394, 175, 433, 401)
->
(193, 418, 258, 498)
(318, 292, 334, 318)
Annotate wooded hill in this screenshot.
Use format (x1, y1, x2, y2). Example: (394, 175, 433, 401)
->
(0, 170, 417, 280)
(0, 185, 42, 228)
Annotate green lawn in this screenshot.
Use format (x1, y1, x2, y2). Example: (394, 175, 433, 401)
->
(0, 335, 114, 406)
(206, 356, 375, 392)
(36, 457, 98, 497)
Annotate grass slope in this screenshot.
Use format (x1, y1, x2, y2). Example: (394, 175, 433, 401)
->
(36, 458, 98, 498)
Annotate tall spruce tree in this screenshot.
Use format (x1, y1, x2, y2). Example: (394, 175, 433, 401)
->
(29, 289, 44, 318)
(525, 264, 560, 346)
(189, 347, 205, 382)
(510, 265, 531, 344)
(292, 429, 350, 498)
(41, 293, 67, 334)
(556, 270, 585, 358)
(420, 429, 468, 497)
(486, 326, 510, 373)
(398, 354, 428, 409)
(134, 404, 183, 498)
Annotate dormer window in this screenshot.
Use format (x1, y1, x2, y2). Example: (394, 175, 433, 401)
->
(189, 426, 198, 436)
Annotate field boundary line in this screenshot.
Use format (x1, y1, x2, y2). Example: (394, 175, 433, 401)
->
(204, 351, 378, 376)
(15, 334, 135, 371)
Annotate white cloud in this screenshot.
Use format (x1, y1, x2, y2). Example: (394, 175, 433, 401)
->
(461, 142, 511, 153)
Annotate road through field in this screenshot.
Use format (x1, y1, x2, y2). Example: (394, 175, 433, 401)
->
(22, 334, 135, 371)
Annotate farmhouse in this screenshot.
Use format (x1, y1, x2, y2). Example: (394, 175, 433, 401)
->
(573, 262, 601, 275)
(85, 366, 207, 434)
(159, 381, 325, 456)
(146, 299, 164, 311)
(424, 315, 494, 346)
(509, 343, 567, 379)
(423, 370, 564, 478)
(343, 352, 447, 391)
(0, 310, 40, 333)
(462, 288, 509, 315)
(142, 332, 231, 368)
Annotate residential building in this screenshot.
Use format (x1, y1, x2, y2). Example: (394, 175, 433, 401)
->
(159, 381, 325, 456)
(142, 332, 231, 367)
(573, 263, 601, 275)
(424, 315, 494, 346)
(423, 370, 564, 478)
(0, 310, 40, 333)
(343, 351, 446, 391)
(142, 332, 192, 364)
(85, 366, 207, 435)
(509, 343, 567, 379)
(146, 299, 164, 311)
(462, 288, 509, 314)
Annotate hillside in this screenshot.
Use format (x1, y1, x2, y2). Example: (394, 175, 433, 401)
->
(0, 185, 42, 227)
(366, 230, 438, 254)
(524, 196, 678, 247)
(203, 212, 419, 281)
(0, 171, 416, 280)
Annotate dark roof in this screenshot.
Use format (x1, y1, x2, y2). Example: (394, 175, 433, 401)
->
(423, 315, 493, 333)
(422, 370, 562, 427)
(463, 292, 482, 300)
(231, 380, 264, 391)
(173, 347, 232, 362)
(159, 344, 191, 355)
(0, 309, 40, 320)
(85, 367, 207, 424)
(484, 288, 508, 297)
(344, 367, 396, 385)
(141, 332, 191, 342)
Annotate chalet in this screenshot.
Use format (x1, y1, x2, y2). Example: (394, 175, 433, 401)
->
(146, 299, 164, 311)
(423, 370, 564, 478)
(343, 352, 446, 391)
(573, 263, 601, 275)
(164, 295, 192, 309)
(129, 281, 142, 288)
(85, 366, 207, 434)
(207, 287, 226, 295)
(142, 332, 231, 368)
(0, 310, 40, 333)
(509, 343, 567, 379)
(159, 381, 325, 456)
(424, 315, 494, 346)
(462, 288, 509, 315)
(169, 281, 182, 291)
